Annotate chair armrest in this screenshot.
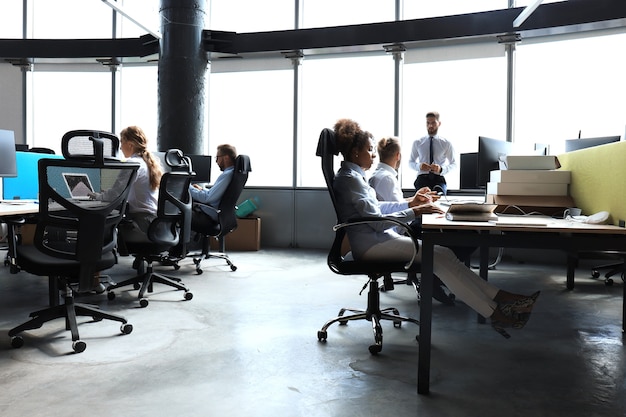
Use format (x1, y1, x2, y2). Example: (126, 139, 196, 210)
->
(333, 216, 420, 269)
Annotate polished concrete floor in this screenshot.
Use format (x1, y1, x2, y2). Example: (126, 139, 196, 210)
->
(0, 248, 624, 417)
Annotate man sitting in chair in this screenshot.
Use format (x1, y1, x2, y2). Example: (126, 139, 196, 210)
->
(189, 144, 237, 229)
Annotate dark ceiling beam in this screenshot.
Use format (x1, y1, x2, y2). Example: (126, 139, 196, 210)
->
(203, 1, 626, 54)
(0, 34, 159, 59)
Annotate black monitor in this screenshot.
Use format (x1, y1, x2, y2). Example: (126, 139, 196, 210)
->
(187, 154, 212, 183)
(15, 143, 29, 151)
(459, 152, 479, 190)
(477, 136, 512, 189)
(0, 129, 18, 178)
(564, 136, 620, 152)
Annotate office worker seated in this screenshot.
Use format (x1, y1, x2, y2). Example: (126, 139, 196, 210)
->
(368, 136, 455, 305)
(333, 118, 539, 338)
(189, 144, 237, 230)
(90, 126, 162, 241)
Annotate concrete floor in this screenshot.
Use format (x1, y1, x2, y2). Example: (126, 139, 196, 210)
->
(0, 248, 624, 417)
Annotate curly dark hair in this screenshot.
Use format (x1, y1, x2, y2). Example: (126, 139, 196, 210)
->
(333, 118, 373, 159)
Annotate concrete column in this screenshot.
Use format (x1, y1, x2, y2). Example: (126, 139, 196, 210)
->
(158, 0, 208, 154)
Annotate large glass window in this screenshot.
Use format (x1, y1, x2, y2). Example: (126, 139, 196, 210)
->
(208, 68, 293, 187)
(209, 0, 294, 32)
(299, 54, 395, 187)
(29, 0, 112, 38)
(0, 0, 23, 38)
(515, 32, 626, 155)
(117, 0, 161, 38)
(118, 65, 159, 147)
(302, 0, 394, 28)
(402, 50, 507, 190)
(403, 0, 508, 19)
(27, 70, 112, 153)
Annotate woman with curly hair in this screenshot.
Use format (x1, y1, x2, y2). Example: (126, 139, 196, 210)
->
(332, 118, 539, 338)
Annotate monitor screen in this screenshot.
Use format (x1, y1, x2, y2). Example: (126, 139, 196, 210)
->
(477, 136, 512, 189)
(459, 152, 479, 190)
(564, 136, 620, 152)
(3, 151, 64, 200)
(187, 154, 212, 183)
(0, 129, 18, 178)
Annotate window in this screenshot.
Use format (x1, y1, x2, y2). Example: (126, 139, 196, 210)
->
(0, 0, 23, 38)
(299, 54, 395, 187)
(302, 0, 394, 28)
(208, 69, 294, 187)
(210, 0, 294, 32)
(118, 65, 159, 147)
(29, 0, 112, 39)
(515, 32, 626, 155)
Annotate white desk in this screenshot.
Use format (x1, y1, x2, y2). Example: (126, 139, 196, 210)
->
(416, 214, 626, 394)
(0, 201, 40, 216)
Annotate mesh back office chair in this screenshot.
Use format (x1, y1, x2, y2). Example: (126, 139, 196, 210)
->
(61, 129, 120, 160)
(106, 149, 194, 307)
(189, 155, 251, 274)
(315, 128, 420, 354)
(8, 137, 138, 353)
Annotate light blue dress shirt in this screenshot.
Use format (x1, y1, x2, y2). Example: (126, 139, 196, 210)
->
(368, 162, 404, 202)
(189, 166, 234, 214)
(333, 161, 415, 259)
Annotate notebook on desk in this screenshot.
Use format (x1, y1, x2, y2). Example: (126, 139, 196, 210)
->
(445, 202, 498, 221)
(62, 173, 94, 200)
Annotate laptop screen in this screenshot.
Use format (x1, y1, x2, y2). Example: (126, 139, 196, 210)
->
(62, 173, 94, 199)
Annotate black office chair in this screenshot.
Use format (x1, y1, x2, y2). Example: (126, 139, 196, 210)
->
(106, 149, 194, 307)
(8, 137, 138, 353)
(61, 129, 120, 159)
(591, 253, 625, 285)
(315, 128, 420, 354)
(189, 155, 251, 274)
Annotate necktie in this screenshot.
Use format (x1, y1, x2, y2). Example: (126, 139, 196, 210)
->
(429, 136, 434, 164)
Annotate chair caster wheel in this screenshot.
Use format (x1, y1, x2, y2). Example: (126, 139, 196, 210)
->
(368, 344, 382, 355)
(196, 268, 203, 275)
(184, 292, 193, 301)
(133, 282, 141, 290)
(230, 265, 237, 271)
(121, 323, 133, 334)
(139, 298, 149, 308)
(394, 321, 402, 328)
(317, 330, 327, 342)
(605, 278, 614, 286)
(72, 340, 87, 353)
(107, 291, 116, 301)
(592, 270, 600, 278)
(11, 336, 24, 349)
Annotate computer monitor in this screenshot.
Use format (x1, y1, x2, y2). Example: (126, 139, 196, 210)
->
(477, 136, 512, 189)
(459, 152, 479, 190)
(0, 129, 18, 178)
(564, 136, 620, 152)
(187, 154, 212, 183)
(3, 151, 64, 200)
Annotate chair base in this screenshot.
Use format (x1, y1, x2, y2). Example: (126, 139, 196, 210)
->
(317, 279, 419, 354)
(106, 261, 193, 307)
(8, 284, 132, 353)
(192, 252, 237, 274)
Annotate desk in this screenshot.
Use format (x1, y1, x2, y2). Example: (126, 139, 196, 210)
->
(0, 201, 40, 273)
(417, 215, 626, 395)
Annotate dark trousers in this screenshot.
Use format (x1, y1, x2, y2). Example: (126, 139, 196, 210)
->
(414, 173, 447, 195)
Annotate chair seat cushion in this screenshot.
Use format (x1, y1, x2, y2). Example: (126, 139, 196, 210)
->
(330, 257, 419, 276)
(16, 245, 116, 277)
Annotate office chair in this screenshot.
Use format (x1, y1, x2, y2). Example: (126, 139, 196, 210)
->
(316, 128, 420, 354)
(591, 254, 625, 286)
(61, 129, 120, 159)
(8, 137, 138, 353)
(106, 149, 194, 307)
(189, 154, 252, 274)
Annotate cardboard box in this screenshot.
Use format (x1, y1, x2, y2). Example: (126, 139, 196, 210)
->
(486, 194, 574, 216)
(490, 169, 571, 184)
(210, 216, 261, 251)
(504, 155, 561, 170)
(487, 181, 569, 196)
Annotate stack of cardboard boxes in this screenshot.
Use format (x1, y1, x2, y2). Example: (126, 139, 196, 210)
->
(486, 155, 574, 216)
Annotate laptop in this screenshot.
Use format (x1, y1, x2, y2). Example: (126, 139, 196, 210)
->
(445, 202, 498, 222)
(62, 173, 94, 200)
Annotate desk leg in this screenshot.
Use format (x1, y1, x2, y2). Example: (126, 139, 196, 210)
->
(418, 237, 434, 395)
(566, 253, 576, 290)
(477, 236, 489, 324)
